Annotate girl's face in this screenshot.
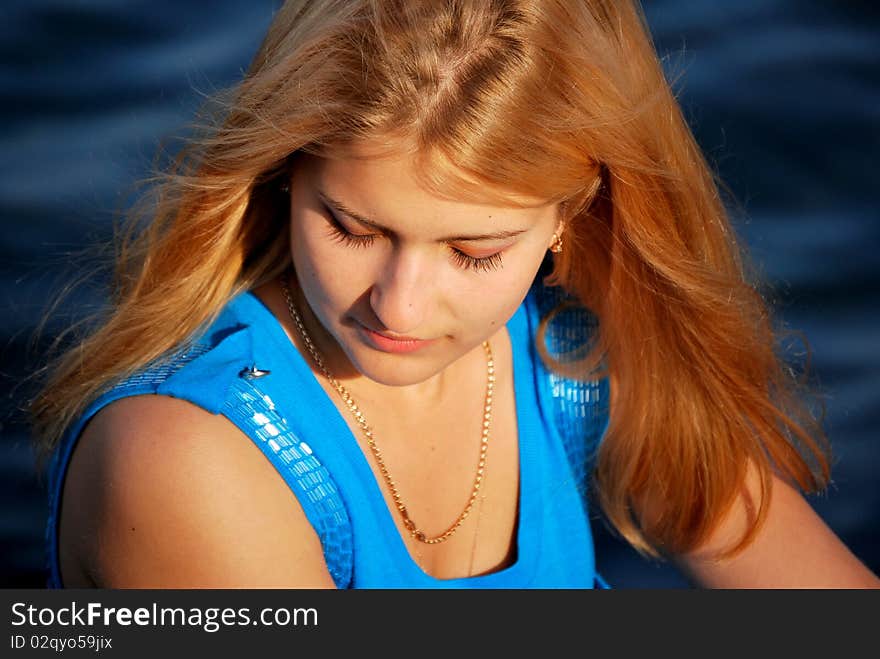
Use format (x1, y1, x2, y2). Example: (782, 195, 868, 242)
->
(287, 145, 561, 389)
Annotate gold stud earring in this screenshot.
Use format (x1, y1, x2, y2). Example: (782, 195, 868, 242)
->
(549, 232, 563, 253)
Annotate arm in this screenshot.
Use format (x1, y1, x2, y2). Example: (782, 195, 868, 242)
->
(673, 464, 880, 589)
(68, 394, 337, 588)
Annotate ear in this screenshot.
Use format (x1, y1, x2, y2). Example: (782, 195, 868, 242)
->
(554, 203, 568, 234)
(550, 217, 566, 243)
(547, 222, 564, 253)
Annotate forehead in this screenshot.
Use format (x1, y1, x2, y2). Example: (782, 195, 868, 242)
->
(308, 143, 557, 230)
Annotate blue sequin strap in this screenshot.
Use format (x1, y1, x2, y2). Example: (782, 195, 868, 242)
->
(528, 275, 610, 514)
(528, 262, 613, 590)
(221, 375, 354, 588)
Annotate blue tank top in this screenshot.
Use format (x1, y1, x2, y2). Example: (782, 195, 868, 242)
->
(43, 265, 610, 588)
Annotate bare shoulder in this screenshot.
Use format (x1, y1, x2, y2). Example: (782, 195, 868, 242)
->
(61, 394, 336, 588)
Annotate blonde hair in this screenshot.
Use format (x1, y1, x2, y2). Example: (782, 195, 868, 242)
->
(29, 0, 829, 559)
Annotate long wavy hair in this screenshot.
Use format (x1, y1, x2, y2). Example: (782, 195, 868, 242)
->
(28, 0, 830, 559)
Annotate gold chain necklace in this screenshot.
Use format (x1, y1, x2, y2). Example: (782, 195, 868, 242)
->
(280, 272, 494, 545)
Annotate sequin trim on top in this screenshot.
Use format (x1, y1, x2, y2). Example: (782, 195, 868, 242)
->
(530, 281, 610, 513)
(221, 373, 354, 588)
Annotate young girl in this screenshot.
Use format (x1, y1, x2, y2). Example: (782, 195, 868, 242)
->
(30, 0, 879, 588)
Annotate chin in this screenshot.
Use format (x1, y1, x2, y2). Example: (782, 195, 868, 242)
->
(348, 350, 445, 388)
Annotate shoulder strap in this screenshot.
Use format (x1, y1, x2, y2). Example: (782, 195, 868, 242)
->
(221, 374, 354, 588)
(528, 270, 610, 513)
(527, 264, 613, 590)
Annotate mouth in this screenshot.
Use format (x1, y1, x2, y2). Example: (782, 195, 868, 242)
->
(356, 322, 436, 354)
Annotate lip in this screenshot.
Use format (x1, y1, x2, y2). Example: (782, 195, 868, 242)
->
(357, 323, 435, 354)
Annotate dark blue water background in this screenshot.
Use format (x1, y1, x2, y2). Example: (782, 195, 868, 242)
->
(1, 1, 877, 587)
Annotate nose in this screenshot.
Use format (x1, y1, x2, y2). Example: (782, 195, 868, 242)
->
(368, 248, 431, 336)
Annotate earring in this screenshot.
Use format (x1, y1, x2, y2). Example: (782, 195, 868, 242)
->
(280, 182, 290, 193)
(549, 232, 563, 253)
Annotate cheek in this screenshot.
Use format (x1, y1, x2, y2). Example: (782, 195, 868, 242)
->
(486, 248, 547, 320)
(290, 216, 371, 307)
(455, 268, 535, 333)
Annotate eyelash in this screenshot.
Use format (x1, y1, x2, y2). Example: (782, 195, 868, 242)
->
(324, 212, 505, 273)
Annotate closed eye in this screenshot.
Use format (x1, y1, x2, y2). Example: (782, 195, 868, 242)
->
(324, 210, 376, 249)
(321, 204, 505, 273)
(449, 250, 504, 272)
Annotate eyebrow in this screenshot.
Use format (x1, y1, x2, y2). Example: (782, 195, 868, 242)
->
(316, 190, 529, 243)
